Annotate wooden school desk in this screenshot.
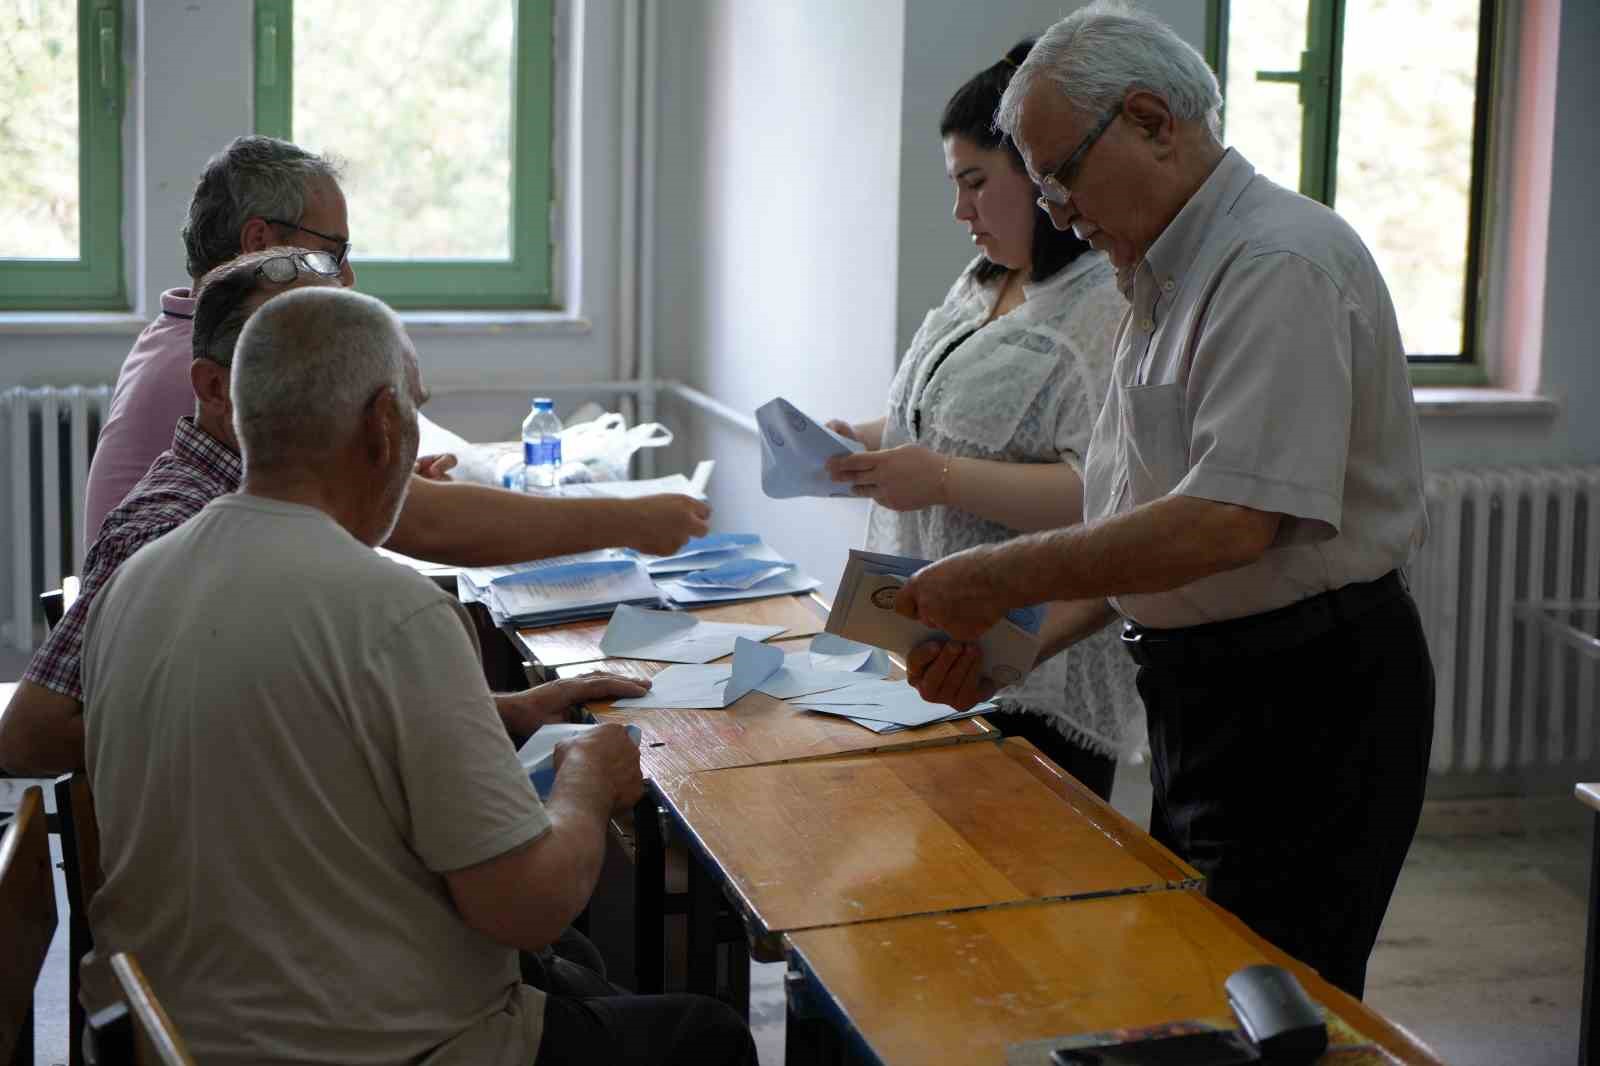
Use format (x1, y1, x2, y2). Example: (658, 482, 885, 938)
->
(783, 889, 1445, 1066)
(651, 738, 1198, 965)
(550, 600, 999, 997)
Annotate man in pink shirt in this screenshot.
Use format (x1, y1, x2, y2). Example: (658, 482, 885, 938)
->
(84, 139, 357, 542)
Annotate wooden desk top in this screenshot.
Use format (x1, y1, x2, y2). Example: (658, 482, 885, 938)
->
(515, 593, 828, 669)
(1576, 783, 1600, 814)
(558, 642, 997, 783)
(786, 890, 1443, 1066)
(655, 739, 1199, 945)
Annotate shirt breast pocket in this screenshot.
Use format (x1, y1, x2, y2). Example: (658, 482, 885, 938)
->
(1119, 381, 1188, 504)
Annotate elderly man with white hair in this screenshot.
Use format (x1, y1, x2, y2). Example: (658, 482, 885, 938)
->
(899, 0, 1433, 998)
(80, 287, 757, 1066)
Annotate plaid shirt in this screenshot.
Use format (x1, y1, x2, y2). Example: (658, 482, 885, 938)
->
(24, 417, 241, 701)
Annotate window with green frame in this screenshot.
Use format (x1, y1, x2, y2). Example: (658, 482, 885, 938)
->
(1207, 0, 1497, 384)
(252, 0, 555, 310)
(0, 0, 126, 311)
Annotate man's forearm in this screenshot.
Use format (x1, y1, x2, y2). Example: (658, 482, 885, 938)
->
(1037, 598, 1119, 663)
(0, 681, 86, 776)
(993, 494, 1281, 606)
(387, 478, 640, 566)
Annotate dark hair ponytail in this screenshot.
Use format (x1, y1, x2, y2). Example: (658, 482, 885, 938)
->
(938, 39, 1091, 285)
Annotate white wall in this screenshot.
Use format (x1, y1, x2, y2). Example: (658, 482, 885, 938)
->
(652, 0, 907, 594)
(894, 0, 1205, 355)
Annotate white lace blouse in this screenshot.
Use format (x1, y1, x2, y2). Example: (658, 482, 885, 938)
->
(864, 252, 1144, 758)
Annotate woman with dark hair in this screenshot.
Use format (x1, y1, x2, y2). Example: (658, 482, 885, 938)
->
(826, 40, 1140, 800)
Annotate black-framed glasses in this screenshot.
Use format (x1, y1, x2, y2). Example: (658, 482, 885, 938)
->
(262, 217, 352, 267)
(1035, 107, 1120, 210)
(255, 249, 343, 284)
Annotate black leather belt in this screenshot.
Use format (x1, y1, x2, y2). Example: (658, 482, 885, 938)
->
(1120, 570, 1408, 668)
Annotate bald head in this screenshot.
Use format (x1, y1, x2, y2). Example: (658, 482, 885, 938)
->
(231, 287, 418, 476)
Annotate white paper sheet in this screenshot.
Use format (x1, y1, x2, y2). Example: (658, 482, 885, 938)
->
(808, 633, 891, 676)
(598, 604, 786, 664)
(609, 664, 735, 709)
(487, 558, 661, 625)
(756, 397, 864, 499)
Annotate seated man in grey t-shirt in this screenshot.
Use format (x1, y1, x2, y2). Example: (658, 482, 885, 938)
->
(81, 287, 756, 1066)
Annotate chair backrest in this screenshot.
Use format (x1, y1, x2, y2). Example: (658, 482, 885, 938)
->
(40, 576, 80, 633)
(56, 772, 103, 918)
(82, 953, 196, 1066)
(0, 786, 60, 1066)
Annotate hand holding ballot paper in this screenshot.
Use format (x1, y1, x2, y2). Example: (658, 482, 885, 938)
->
(756, 397, 864, 499)
(825, 549, 1043, 687)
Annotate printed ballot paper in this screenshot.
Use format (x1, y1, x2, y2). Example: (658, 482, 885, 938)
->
(756, 397, 863, 499)
(518, 722, 642, 798)
(598, 604, 787, 664)
(825, 549, 1043, 686)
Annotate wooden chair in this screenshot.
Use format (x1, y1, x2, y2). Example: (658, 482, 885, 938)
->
(81, 953, 195, 1066)
(0, 786, 59, 1066)
(56, 772, 102, 1066)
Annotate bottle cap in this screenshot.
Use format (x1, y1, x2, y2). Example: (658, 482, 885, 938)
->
(533, 397, 554, 410)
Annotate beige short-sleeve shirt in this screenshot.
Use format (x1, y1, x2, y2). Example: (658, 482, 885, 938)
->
(1083, 150, 1428, 628)
(83, 495, 551, 1066)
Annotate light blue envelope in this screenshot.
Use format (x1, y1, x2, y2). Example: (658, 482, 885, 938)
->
(756, 397, 864, 499)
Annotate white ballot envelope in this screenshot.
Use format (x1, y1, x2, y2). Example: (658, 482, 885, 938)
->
(824, 549, 1043, 686)
(755, 397, 864, 499)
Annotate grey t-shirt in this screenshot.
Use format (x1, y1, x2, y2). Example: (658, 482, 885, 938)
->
(83, 494, 551, 1066)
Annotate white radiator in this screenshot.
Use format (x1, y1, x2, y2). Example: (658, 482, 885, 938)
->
(3, 386, 112, 651)
(1411, 466, 1600, 776)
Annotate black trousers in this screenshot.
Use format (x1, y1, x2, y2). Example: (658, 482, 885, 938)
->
(1136, 590, 1434, 999)
(984, 707, 1117, 801)
(535, 993, 758, 1066)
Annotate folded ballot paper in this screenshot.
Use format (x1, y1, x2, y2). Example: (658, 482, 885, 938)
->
(598, 604, 787, 664)
(826, 549, 1043, 686)
(756, 397, 863, 499)
(518, 723, 642, 799)
(612, 635, 891, 711)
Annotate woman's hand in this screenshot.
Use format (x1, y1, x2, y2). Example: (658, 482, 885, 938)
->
(825, 420, 860, 444)
(826, 444, 948, 512)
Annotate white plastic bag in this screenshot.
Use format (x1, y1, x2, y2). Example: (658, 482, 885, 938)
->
(559, 413, 673, 482)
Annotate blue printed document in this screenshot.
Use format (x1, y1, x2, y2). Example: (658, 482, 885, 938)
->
(657, 566, 821, 606)
(639, 532, 762, 575)
(482, 557, 662, 627)
(756, 397, 864, 499)
(598, 604, 787, 664)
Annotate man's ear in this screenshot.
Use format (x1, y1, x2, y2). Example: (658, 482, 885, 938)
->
(189, 359, 230, 415)
(238, 217, 277, 255)
(1123, 89, 1176, 151)
(362, 386, 399, 468)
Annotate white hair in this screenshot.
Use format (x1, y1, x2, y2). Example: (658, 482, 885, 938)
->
(231, 287, 413, 473)
(996, 0, 1222, 140)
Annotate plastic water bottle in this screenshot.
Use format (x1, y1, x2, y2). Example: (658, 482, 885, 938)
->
(522, 397, 563, 491)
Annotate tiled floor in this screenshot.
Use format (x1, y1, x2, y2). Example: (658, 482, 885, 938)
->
(9, 757, 1589, 1065)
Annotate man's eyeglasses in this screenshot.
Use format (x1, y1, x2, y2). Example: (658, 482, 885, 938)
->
(256, 249, 344, 284)
(262, 217, 352, 268)
(1035, 107, 1120, 211)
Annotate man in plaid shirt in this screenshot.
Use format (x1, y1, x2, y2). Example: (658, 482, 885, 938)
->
(0, 250, 654, 776)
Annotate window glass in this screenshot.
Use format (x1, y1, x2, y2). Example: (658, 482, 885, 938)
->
(291, 0, 515, 261)
(1335, 0, 1482, 356)
(1219, 0, 1307, 195)
(0, 0, 80, 259)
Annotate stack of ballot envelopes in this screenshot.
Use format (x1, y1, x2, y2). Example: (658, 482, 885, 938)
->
(459, 533, 820, 627)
